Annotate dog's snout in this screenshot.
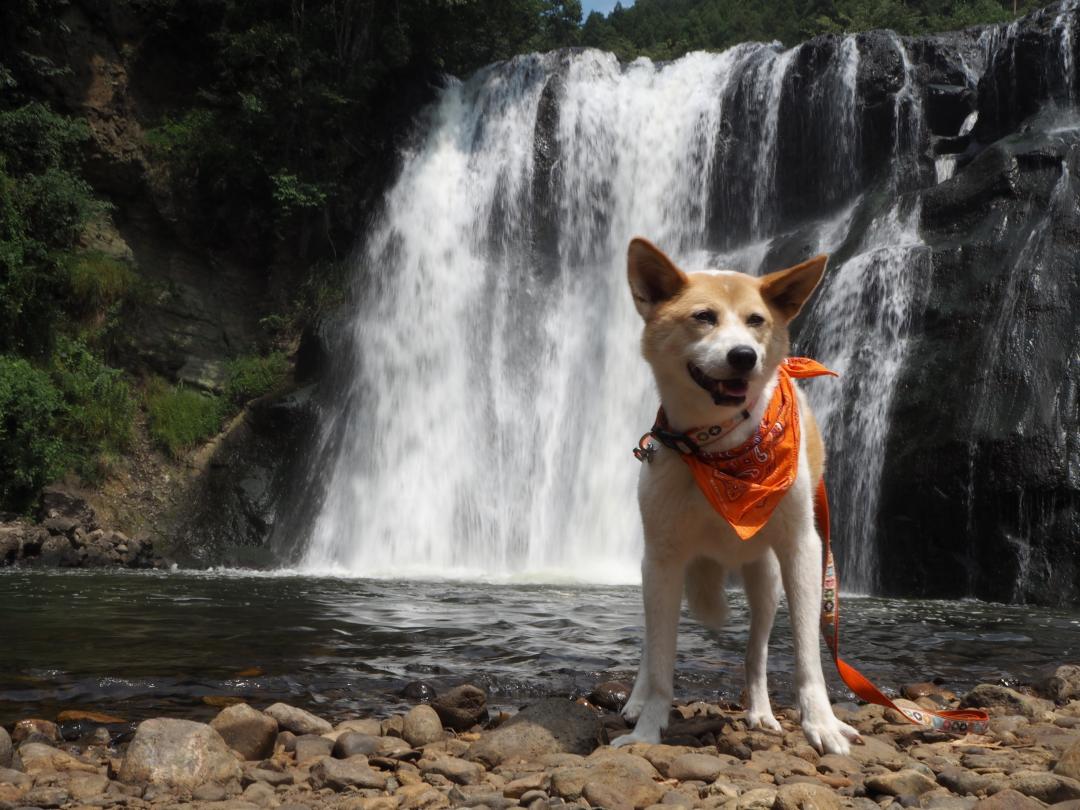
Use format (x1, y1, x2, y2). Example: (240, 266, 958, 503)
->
(727, 345, 757, 372)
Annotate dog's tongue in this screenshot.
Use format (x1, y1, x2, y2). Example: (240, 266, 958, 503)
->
(722, 379, 749, 396)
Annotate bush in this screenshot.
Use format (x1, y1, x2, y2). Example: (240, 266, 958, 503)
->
(0, 355, 64, 512)
(51, 337, 135, 477)
(146, 379, 224, 457)
(224, 351, 289, 406)
(65, 251, 137, 314)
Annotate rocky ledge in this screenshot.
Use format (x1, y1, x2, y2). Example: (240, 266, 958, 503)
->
(0, 486, 167, 570)
(2, 666, 1080, 810)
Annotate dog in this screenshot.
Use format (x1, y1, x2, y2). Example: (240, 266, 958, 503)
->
(613, 237, 862, 755)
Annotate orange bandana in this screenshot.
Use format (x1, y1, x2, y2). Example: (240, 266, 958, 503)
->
(677, 357, 836, 539)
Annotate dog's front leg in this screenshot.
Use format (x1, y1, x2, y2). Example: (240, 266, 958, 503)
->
(614, 548, 685, 746)
(776, 524, 861, 755)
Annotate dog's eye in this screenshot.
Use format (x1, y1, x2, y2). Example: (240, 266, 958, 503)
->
(692, 310, 717, 326)
(746, 313, 766, 327)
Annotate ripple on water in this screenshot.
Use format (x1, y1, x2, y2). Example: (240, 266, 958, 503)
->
(0, 568, 1076, 724)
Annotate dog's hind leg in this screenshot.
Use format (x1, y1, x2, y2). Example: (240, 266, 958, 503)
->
(742, 551, 782, 731)
(614, 549, 686, 746)
(685, 557, 728, 631)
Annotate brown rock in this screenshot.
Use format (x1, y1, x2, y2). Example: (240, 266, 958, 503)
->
(333, 732, 381, 758)
(118, 718, 242, 788)
(467, 698, 602, 767)
(433, 684, 488, 732)
(402, 705, 444, 747)
(395, 782, 450, 809)
(589, 681, 633, 712)
(583, 778, 636, 810)
(264, 703, 332, 736)
(549, 749, 661, 802)
(12, 718, 61, 744)
(310, 755, 388, 791)
(0, 727, 10, 769)
(865, 769, 939, 796)
(748, 751, 817, 778)
(64, 772, 110, 800)
(1007, 770, 1080, 804)
(211, 703, 279, 761)
(961, 685, 1054, 720)
(23, 786, 69, 808)
(1056, 741, 1080, 781)
(1038, 665, 1080, 703)
(294, 734, 334, 762)
(774, 782, 842, 810)
(56, 710, 126, 724)
(336, 718, 383, 737)
(418, 756, 483, 785)
(669, 752, 724, 783)
(503, 772, 549, 798)
(971, 788, 1044, 810)
(18, 743, 98, 775)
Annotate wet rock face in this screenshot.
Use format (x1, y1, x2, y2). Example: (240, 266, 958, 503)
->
(878, 123, 1080, 605)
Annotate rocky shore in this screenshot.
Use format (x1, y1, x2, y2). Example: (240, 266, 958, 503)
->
(3, 667, 1080, 810)
(0, 486, 167, 570)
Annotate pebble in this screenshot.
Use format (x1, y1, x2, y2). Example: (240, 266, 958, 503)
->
(4, 678, 1079, 809)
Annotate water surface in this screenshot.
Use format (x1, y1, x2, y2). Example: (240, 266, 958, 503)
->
(2, 569, 1076, 726)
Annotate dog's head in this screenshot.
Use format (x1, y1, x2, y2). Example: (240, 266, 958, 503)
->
(628, 237, 827, 415)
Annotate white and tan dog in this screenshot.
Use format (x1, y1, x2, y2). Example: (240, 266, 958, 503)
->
(614, 237, 861, 755)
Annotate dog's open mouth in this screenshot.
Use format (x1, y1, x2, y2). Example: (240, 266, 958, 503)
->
(688, 363, 749, 406)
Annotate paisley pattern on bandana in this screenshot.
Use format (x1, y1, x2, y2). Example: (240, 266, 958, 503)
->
(680, 357, 836, 540)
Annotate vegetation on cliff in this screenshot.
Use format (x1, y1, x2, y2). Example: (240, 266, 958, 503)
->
(0, 0, 1050, 516)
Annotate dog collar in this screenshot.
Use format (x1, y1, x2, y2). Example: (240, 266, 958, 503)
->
(633, 400, 757, 463)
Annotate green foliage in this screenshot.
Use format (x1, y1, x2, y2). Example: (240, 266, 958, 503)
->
(50, 337, 135, 477)
(64, 251, 137, 315)
(0, 355, 64, 512)
(146, 380, 224, 458)
(0, 104, 105, 357)
(224, 352, 289, 406)
(580, 0, 1040, 58)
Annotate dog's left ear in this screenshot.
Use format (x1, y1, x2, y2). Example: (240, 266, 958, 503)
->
(759, 254, 828, 322)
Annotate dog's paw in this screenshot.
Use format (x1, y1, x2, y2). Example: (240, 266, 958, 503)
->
(620, 696, 644, 723)
(746, 709, 782, 733)
(801, 716, 862, 755)
(610, 729, 658, 748)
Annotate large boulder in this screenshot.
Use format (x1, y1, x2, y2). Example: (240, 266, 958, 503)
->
(118, 718, 242, 788)
(467, 698, 603, 768)
(209, 703, 279, 760)
(402, 704, 443, 747)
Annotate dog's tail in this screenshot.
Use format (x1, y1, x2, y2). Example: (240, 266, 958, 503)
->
(685, 558, 729, 631)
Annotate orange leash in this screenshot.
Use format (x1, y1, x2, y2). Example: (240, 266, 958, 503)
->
(815, 480, 990, 735)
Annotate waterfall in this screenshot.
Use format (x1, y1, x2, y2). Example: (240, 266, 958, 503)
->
(293, 3, 1079, 590)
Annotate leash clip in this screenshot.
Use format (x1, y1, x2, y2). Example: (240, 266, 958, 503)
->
(633, 435, 657, 463)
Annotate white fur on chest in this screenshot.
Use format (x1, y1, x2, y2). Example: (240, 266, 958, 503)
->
(636, 386, 816, 568)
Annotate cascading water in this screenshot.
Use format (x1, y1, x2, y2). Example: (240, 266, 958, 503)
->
(293, 1, 1080, 595)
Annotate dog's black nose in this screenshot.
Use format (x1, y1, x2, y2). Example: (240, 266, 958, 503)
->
(727, 345, 757, 372)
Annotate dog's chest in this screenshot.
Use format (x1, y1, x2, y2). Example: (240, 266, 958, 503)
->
(637, 440, 810, 563)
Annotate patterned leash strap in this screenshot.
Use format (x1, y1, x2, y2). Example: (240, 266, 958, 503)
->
(815, 480, 990, 735)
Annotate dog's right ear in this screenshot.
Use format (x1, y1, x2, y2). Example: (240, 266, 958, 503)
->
(627, 238, 688, 320)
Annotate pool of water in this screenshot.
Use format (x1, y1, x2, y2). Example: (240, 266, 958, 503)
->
(2, 569, 1077, 726)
